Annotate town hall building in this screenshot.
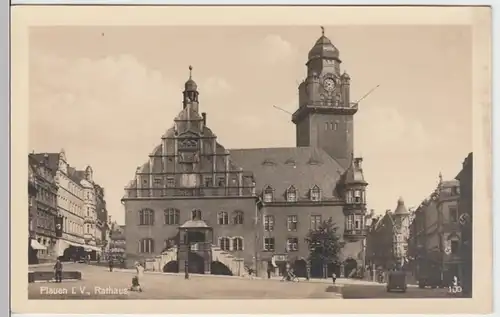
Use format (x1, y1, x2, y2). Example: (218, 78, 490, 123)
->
(123, 28, 369, 278)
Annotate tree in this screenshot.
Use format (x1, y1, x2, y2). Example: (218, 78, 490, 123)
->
(305, 217, 345, 265)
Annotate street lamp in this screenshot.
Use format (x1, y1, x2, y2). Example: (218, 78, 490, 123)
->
(184, 229, 189, 279)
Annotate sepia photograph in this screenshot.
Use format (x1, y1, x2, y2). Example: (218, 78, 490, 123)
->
(11, 5, 492, 315)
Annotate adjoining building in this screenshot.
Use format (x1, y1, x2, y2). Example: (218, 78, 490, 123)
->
(455, 152, 472, 296)
(408, 174, 462, 287)
(123, 29, 369, 277)
(30, 150, 106, 261)
(365, 198, 411, 271)
(28, 153, 59, 262)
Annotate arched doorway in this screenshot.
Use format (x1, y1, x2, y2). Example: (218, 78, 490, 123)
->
(163, 261, 179, 273)
(188, 252, 205, 274)
(211, 261, 232, 275)
(344, 258, 358, 277)
(293, 259, 307, 277)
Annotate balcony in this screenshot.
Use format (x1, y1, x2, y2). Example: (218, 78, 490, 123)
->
(343, 228, 368, 241)
(83, 233, 95, 241)
(84, 216, 95, 224)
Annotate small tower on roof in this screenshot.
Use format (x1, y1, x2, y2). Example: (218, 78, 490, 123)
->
(183, 65, 199, 112)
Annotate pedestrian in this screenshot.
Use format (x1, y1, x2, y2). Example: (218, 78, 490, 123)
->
(267, 266, 271, 279)
(332, 272, 337, 284)
(53, 258, 63, 283)
(130, 261, 144, 292)
(108, 257, 114, 272)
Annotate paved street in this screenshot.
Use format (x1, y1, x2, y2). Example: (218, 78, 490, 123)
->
(342, 284, 451, 299)
(28, 263, 341, 299)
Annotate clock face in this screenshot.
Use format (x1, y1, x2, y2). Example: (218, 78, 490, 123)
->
(323, 78, 336, 92)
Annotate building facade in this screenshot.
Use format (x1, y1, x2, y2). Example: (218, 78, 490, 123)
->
(408, 174, 461, 286)
(123, 29, 369, 277)
(95, 184, 109, 250)
(28, 154, 59, 261)
(31, 150, 103, 260)
(455, 152, 472, 296)
(365, 198, 410, 270)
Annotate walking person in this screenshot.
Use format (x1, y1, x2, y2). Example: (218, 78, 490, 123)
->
(53, 258, 63, 283)
(130, 262, 144, 292)
(108, 257, 114, 272)
(332, 272, 337, 284)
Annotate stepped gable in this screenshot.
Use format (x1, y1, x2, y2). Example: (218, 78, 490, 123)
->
(229, 147, 345, 200)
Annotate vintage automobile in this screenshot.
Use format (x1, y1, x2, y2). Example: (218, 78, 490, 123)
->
(386, 270, 407, 292)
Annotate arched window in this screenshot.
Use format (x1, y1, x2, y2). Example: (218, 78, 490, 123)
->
(233, 237, 244, 251)
(218, 211, 229, 225)
(139, 209, 155, 225)
(310, 185, 321, 201)
(164, 208, 180, 225)
(263, 185, 274, 202)
(191, 209, 202, 220)
(233, 210, 244, 225)
(139, 238, 154, 253)
(219, 237, 230, 251)
(286, 185, 298, 202)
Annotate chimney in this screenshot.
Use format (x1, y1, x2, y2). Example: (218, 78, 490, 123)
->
(202, 112, 206, 126)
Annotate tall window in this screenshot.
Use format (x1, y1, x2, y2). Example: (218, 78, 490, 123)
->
(264, 237, 275, 251)
(191, 209, 202, 220)
(310, 186, 321, 201)
(449, 206, 458, 223)
(139, 209, 155, 225)
(310, 215, 322, 230)
(204, 176, 212, 187)
(164, 208, 180, 225)
(286, 186, 298, 202)
(287, 237, 299, 251)
(139, 238, 154, 253)
(219, 237, 230, 251)
(450, 240, 460, 254)
(233, 210, 244, 225)
(218, 211, 229, 225)
(354, 190, 362, 203)
(233, 237, 243, 251)
(264, 215, 275, 231)
(287, 215, 298, 231)
(263, 186, 274, 202)
(217, 177, 225, 187)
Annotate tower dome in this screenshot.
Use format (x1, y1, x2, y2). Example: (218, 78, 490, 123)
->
(308, 26, 340, 61)
(184, 65, 197, 91)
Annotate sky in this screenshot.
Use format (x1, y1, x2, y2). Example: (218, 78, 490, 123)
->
(28, 25, 472, 225)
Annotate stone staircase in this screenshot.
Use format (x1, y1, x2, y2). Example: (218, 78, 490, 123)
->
(143, 245, 245, 276)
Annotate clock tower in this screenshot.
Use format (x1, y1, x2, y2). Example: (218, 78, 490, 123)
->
(292, 27, 357, 170)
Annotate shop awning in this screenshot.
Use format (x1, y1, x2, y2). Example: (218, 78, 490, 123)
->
(31, 239, 47, 250)
(67, 241, 85, 248)
(84, 245, 102, 252)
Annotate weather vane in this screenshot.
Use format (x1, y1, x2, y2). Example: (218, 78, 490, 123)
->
(321, 26, 325, 36)
(189, 65, 193, 79)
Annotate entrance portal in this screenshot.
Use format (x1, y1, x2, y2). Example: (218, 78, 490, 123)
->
(188, 252, 205, 274)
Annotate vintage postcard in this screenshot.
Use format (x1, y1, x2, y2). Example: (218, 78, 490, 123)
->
(11, 5, 492, 315)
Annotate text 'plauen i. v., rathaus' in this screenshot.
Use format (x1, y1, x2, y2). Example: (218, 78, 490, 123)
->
(122, 28, 368, 278)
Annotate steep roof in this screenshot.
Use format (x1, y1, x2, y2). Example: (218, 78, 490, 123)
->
(394, 197, 409, 215)
(31, 153, 59, 176)
(229, 147, 345, 200)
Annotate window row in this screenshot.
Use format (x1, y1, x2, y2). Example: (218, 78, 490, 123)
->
(142, 176, 233, 188)
(218, 237, 244, 251)
(263, 237, 299, 252)
(345, 189, 366, 204)
(263, 185, 322, 203)
(264, 215, 323, 231)
(137, 237, 245, 253)
(138, 208, 245, 226)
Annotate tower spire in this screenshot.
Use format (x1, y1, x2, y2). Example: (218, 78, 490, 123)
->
(189, 65, 193, 79)
(321, 26, 325, 36)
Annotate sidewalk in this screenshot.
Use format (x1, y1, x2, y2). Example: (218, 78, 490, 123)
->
(107, 268, 417, 287)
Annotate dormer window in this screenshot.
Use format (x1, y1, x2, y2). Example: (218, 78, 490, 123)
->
(263, 186, 274, 202)
(286, 186, 298, 202)
(310, 185, 321, 201)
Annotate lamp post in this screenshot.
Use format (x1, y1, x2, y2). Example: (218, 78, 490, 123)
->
(184, 229, 189, 279)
